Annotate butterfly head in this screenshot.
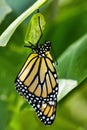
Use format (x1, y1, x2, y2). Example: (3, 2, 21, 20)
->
(33, 41, 51, 56)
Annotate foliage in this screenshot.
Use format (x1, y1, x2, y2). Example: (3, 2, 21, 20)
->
(0, 0, 87, 130)
(25, 12, 46, 45)
(0, 0, 12, 24)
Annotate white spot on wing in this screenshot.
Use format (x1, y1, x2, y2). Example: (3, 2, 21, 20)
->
(42, 103, 47, 108)
(49, 101, 55, 105)
(50, 114, 55, 120)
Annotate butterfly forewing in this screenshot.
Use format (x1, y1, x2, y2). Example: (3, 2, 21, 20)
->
(15, 42, 58, 125)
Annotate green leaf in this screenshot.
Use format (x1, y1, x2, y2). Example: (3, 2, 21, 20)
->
(58, 34, 87, 101)
(0, 100, 10, 130)
(58, 79, 77, 101)
(25, 12, 46, 45)
(0, 0, 47, 47)
(0, 0, 12, 24)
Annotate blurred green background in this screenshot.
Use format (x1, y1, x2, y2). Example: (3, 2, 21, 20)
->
(0, 0, 87, 130)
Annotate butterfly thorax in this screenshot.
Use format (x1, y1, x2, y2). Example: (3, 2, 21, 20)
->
(33, 41, 51, 57)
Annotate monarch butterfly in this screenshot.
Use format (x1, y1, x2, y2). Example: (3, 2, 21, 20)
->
(15, 14, 58, 125)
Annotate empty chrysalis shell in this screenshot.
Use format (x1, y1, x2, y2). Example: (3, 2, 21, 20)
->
(25, 12, 46, 45)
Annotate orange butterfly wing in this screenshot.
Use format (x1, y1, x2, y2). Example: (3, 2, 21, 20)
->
(15, 47, 58, 125)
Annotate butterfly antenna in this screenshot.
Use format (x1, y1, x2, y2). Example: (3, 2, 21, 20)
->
(24, 41, 35, 49)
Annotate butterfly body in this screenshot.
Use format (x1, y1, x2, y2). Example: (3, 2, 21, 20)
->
(15, 41, 58, 125)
